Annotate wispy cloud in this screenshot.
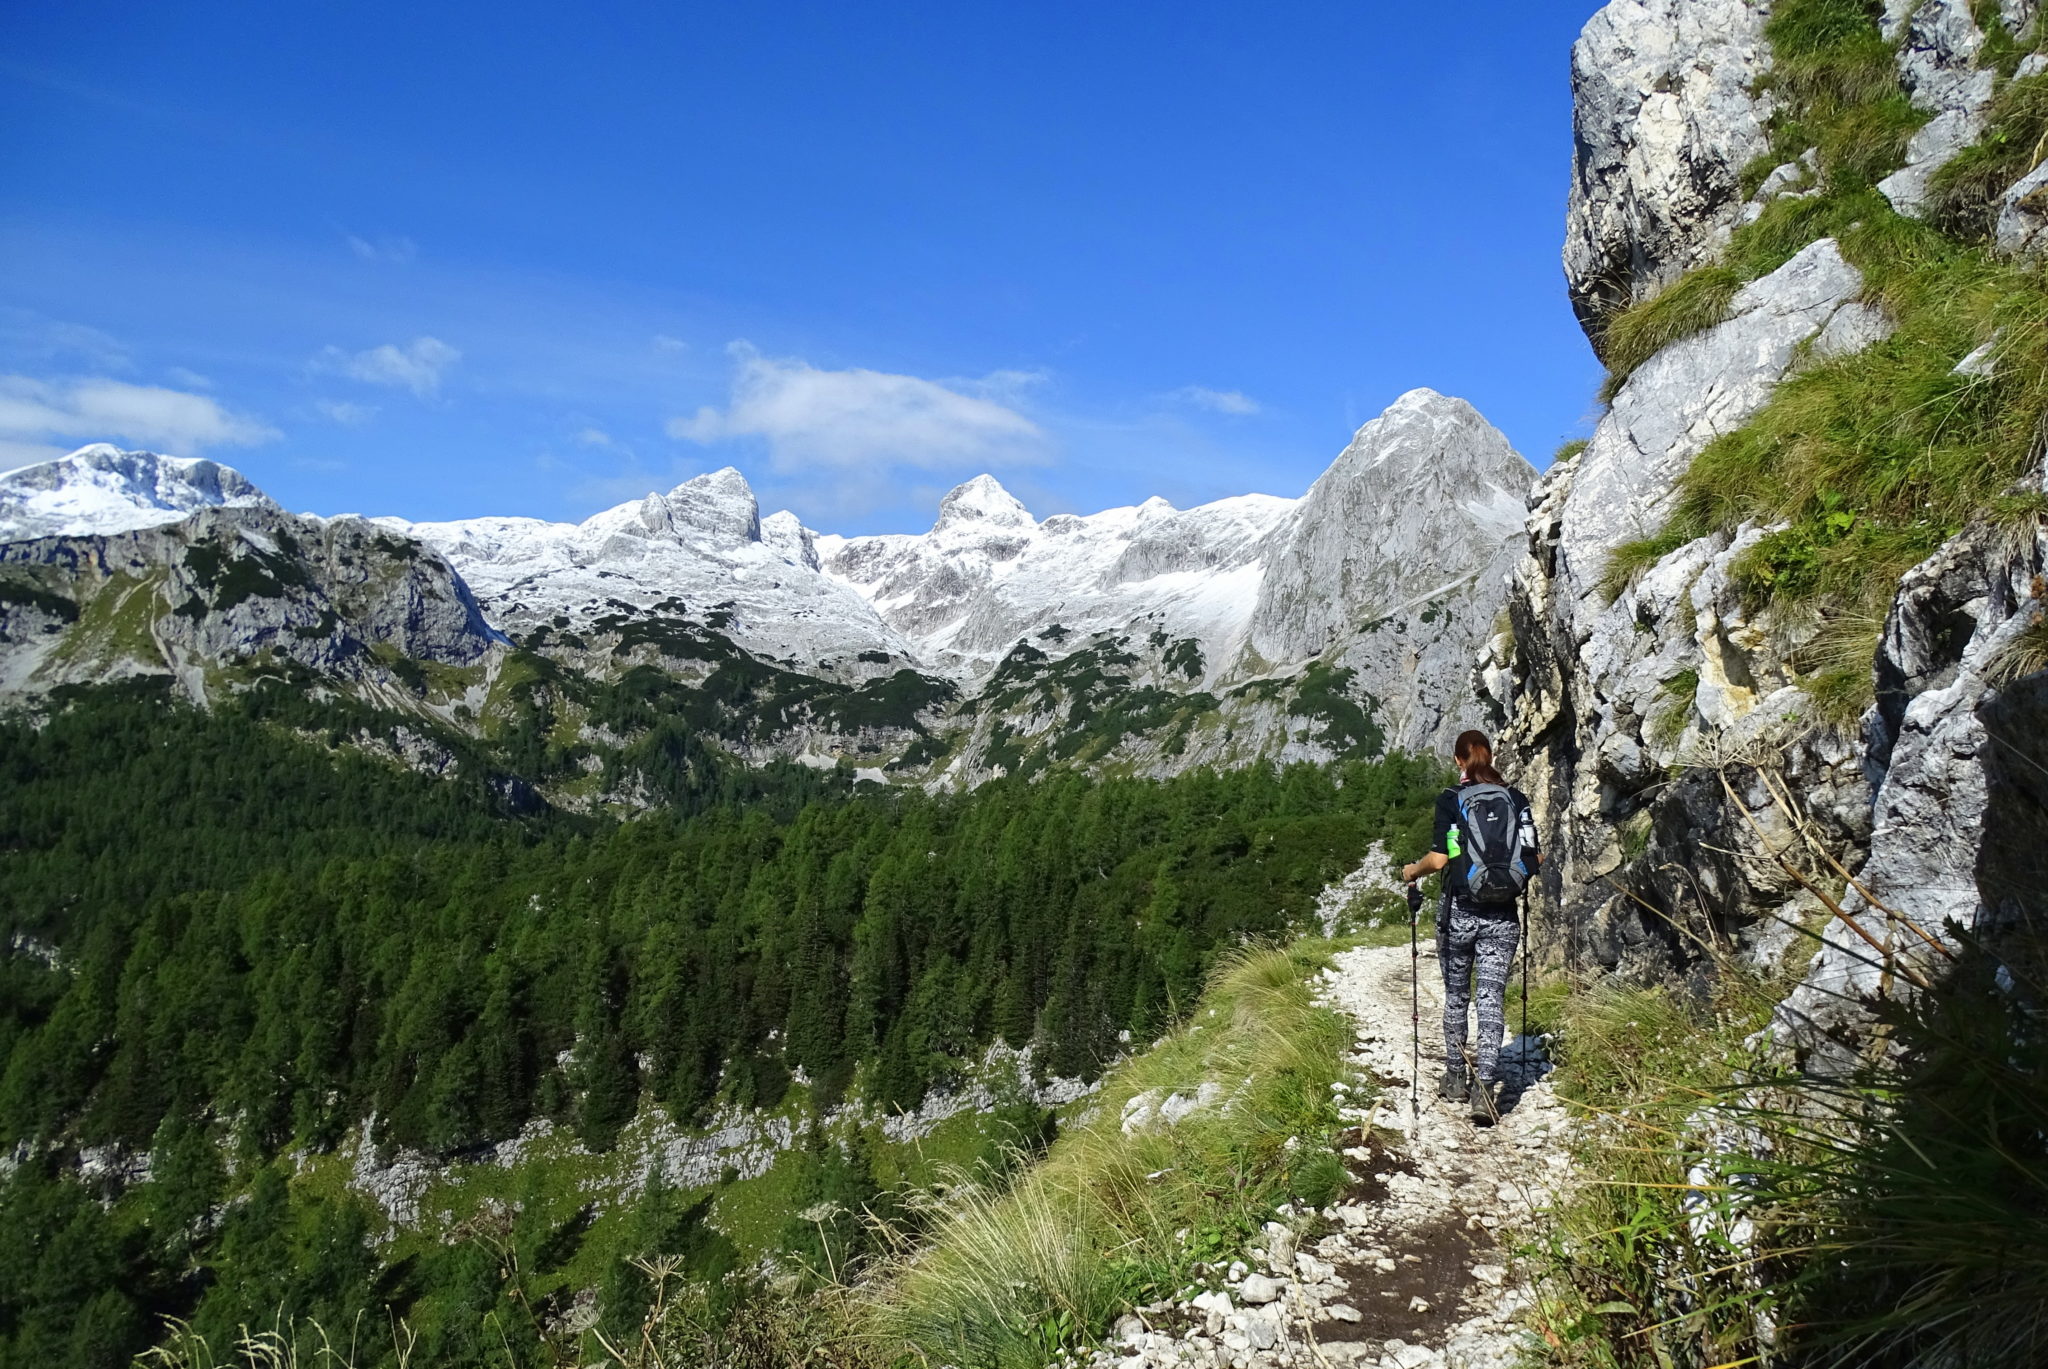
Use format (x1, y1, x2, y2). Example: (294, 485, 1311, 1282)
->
(651, 334, 688, 354)
(0, 375, 279, 460)
(0, 308, 131, 371)
(165, 366, 213, 390)
(314, 336, 460, 398)
(1167, 385, 1261, 415)
(669, 343, 1046, 472)
(345, 233, 419, 264)
(312, 399, 377, 425)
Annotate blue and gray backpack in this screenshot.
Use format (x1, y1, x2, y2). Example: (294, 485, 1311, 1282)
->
(1453, 783, 1532, 905)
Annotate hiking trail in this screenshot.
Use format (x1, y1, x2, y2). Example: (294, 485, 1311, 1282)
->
(1083, 939, 1576, 1369)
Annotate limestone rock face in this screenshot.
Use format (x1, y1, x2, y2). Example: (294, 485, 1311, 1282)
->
(1564, 0, 1775, 340)
(1772, 507, 2048, 1068)
(0, 503, 499, 701)
(1878, 0, 1997, 217)
(1248, 389, 1529, 664)
(1556, 239, 1880, 630)
(1491, 234, 1889, 979)
(1504, 0, 2048, 1030)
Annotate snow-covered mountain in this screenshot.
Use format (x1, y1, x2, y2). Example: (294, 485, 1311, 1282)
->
(0, 387, 1537, 792)
(376, 468, 919, 680)
(0, 444, 276, 539)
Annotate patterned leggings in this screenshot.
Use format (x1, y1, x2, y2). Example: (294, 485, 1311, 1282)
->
(1440, 896, 1521, 1081)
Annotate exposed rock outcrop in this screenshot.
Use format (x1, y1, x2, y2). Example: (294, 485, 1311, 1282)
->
(1506, 0, 2048, 1041)
(1772, 502, 2048, 1068)
(1564, 0, 1775, 341)
(0, 503, 500, 702)
(1489, 237, 1887, 981)
(1878, 0, 1997, 217)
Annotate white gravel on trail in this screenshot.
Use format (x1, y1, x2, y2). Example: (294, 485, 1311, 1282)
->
(1083, 939, 1576, 1369)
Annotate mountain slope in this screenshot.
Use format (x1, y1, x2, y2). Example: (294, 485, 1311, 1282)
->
(0, 443, 277, 540)
(0, 387, 1535, 794)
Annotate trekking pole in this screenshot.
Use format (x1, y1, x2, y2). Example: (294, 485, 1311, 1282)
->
(1405, 881, 1423, 1127)
(1520, 894, 1529, 1058)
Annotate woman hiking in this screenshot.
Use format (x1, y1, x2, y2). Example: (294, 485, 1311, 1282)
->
(1401, 729, 1540, 1122)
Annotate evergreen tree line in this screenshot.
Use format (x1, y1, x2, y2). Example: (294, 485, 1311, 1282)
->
(0, 680, 1439, 1366)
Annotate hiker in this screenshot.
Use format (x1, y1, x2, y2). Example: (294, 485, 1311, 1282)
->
(1401, 729, 1540, 1121)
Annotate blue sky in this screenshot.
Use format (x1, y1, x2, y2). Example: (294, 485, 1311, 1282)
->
(0, 1, 1605, 534)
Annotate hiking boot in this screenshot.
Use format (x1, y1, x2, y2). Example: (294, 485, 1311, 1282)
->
(1468, 1076, 1496, 1124)
(1439, 1066, 1466, 1101)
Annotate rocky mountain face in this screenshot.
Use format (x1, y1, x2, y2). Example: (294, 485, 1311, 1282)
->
(0, 444, 277, 539)
(0, 501, 497, 702)
(1565, 0, 1776, 338)
(0, 388, 1535, 801)
(1497, 0, 2048, 1068)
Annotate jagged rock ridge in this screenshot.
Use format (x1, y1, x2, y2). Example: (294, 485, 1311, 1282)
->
(3, 388, 1536, 791)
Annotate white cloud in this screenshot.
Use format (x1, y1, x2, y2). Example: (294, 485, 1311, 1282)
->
(313, 399, 377, 425)
(345, 233, 418, 264)
(314, 336, 460, 397)
(669, 343, 1046, 471)
(575, 426, 618, 448)
(165, 366, 213, 390)
(1168, 385, 1261, 416)
(0, 375, 279, 456)
(651, 334, 688, 353)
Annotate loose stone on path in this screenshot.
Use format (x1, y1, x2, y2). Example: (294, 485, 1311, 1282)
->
(1080, 941, 1576, 1369)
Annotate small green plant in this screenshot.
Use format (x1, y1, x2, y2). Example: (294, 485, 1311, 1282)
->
(1647, 668, 1699, 748)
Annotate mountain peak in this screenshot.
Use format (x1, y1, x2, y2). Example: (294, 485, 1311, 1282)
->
(657, 466, 761, 549)
(0, 445, 276, 542)
(932, 474, 1033, 533)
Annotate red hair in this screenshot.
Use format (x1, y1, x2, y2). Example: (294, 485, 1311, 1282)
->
(1454, 729, 1505, 785)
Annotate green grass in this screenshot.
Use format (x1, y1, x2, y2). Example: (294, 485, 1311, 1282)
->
(1597, 266, 1743, 399)
(1522, 971, 1795, 1368)
(858, 943, 1356, 1369)
(1584, 0, 2048, 725)
(1527, 923, 2048, 1369)
(1647, 668, 1700, 749)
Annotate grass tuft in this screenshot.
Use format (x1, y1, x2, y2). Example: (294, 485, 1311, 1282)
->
(857, 942, 1355, 1368)
(1928, 73, 2048, 240)
(1597, 267, 1743, 399)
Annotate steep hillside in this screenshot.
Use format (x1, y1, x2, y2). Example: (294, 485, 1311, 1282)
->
(1495, 0, 2048, 1011)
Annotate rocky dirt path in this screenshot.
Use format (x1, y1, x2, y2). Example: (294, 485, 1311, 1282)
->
(1086, 940, 1575, 1369)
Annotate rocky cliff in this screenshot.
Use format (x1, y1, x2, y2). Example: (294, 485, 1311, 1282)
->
(1497, 0, 2048, 1066)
